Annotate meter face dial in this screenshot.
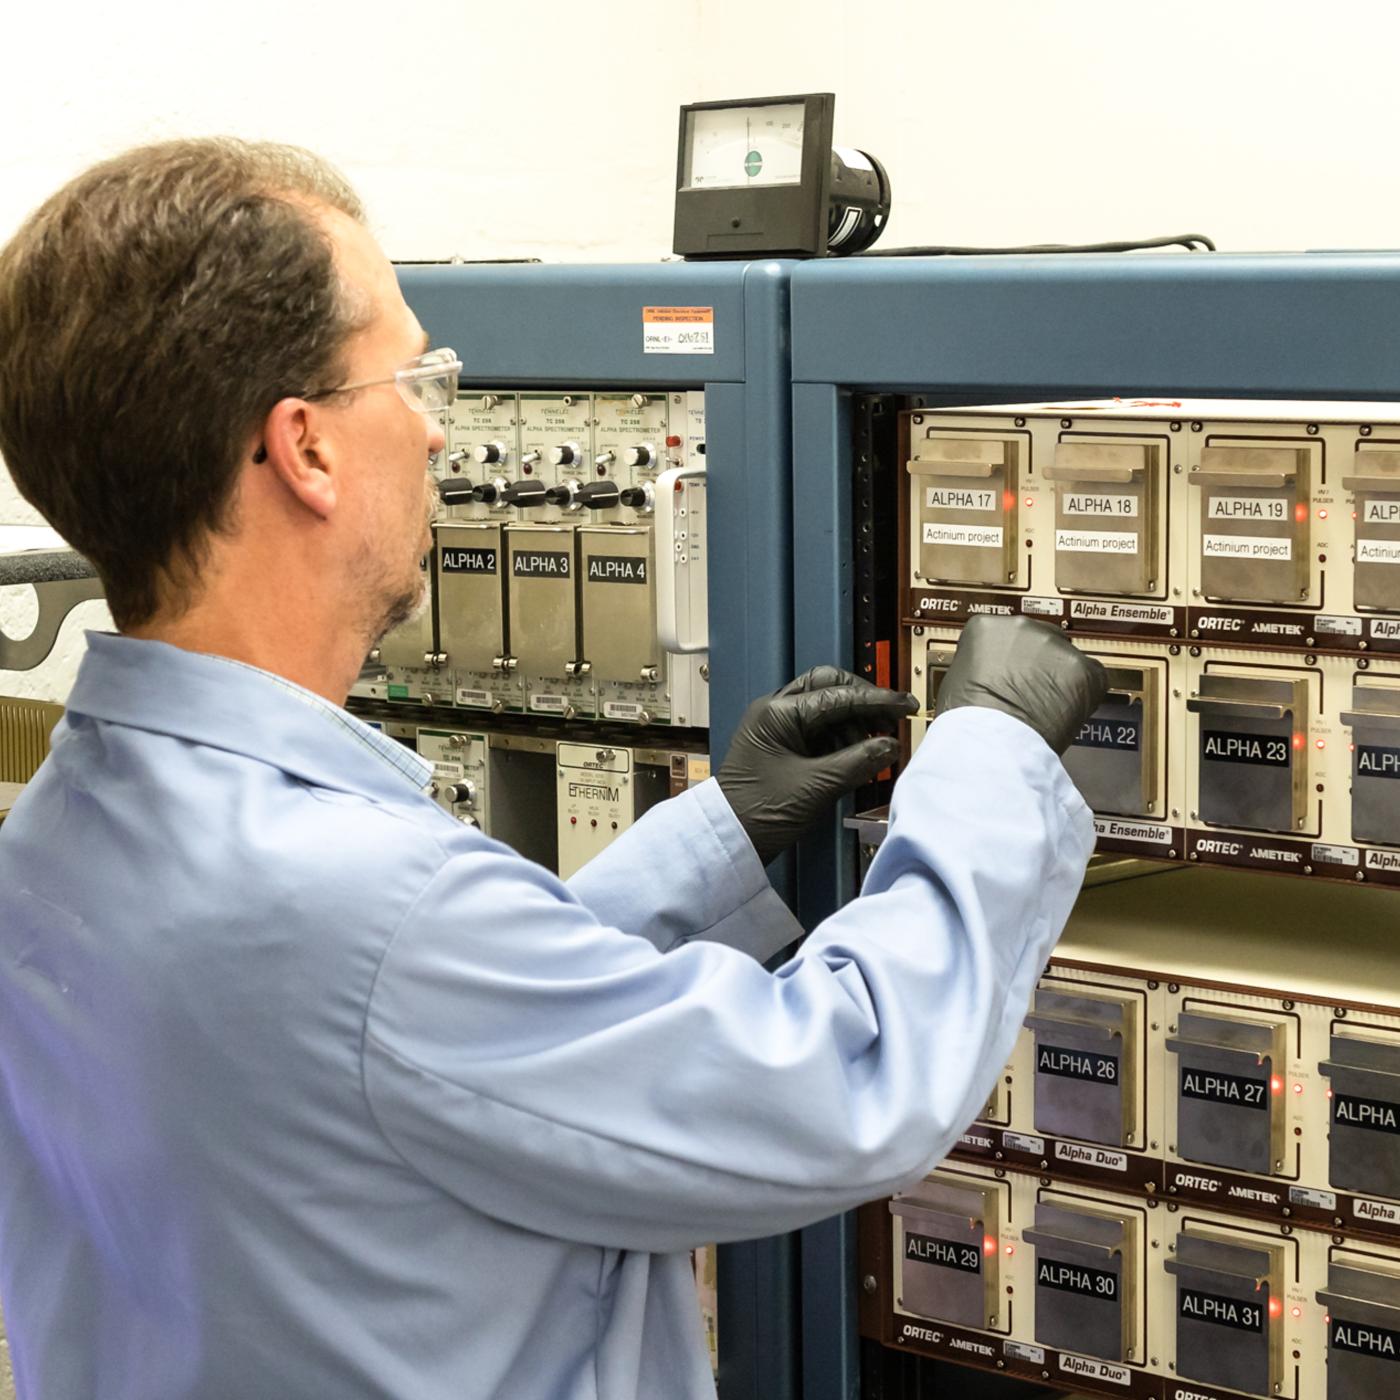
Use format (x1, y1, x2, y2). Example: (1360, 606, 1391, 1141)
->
(682, 102, 805, 190)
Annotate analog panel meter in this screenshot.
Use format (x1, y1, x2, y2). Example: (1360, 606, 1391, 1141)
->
(673, 93, 889, 259)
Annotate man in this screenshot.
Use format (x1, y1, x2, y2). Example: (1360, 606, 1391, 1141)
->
(0, 139, 1104, 1399)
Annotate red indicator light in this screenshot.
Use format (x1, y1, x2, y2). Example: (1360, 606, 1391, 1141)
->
(1295, 503, 1308, 523)
(1271, 1076, 1283, 1095)
(1293, 1082, 1304, 1095)
(1326, 1088, 1334, 1099)
(674, 480, 685, 493)
(983, 1236, 998, 1256)
(1316, 739, 1326, 750)
(569, 816, 577, 825)
(1004, 1244, 1015, 1257)
(1003, 491, 1016, 512)
(1024, 497, 1035, 509)
(1318, 509, 1329, 520)
(1292, 733, 1305, 750)
(1269, 1297, 1283, 1319)
(665, 434, 682, 448)
(1291, 1305, 1303, 1319)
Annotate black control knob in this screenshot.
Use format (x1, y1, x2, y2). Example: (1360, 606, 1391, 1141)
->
(619, 485, 653, 509)
(437, 478, 477, 506)
(544, 482, 578, 506)
(471, 480, 501, 505)
(550, 443, 581, 467)
(624, 444, 653, 468)
(575, 481, 621, 509)
(448, 779, 477, 805)
(473, 442, 506, 465)
(501, 479, 548, 507)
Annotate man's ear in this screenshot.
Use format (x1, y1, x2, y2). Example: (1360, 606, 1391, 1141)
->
(256, 398, 337, 520)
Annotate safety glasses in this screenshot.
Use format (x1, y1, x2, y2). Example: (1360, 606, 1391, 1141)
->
(304, 346, 462, 414)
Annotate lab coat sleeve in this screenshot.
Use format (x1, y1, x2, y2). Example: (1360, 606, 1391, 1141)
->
(565, 776, 803, 959)
(362, 706, 1093, 1254)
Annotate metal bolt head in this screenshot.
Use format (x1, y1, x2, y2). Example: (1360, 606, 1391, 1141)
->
(862, 1274, 878, 1294)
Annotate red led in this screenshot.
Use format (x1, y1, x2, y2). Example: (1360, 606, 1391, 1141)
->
(1291, 1305, 1303, 1319)
(1293, 1082, 1304, 1095)
(1295, 503, 1308, 523)
(1269, 1297, 1283, 1319)
(1316, 739, 1326, 750)
(1318, 509, 1329, 520)
(1004, 1244, 1015, 1257)
(983, 1236, 998, 1256)
(1024, 497, 1035, 509)
(665, 434, 682, 448)
(1003, 491, 1016, 511)
(1271, 1075, 1283, 1095)
(569, 816, 577, 825)
(1292, 733, 1306, 750)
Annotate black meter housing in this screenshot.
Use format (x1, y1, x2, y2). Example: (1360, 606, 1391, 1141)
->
(673, 93, 889, 259)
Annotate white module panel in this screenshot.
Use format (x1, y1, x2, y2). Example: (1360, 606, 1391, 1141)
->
(355, 388, 709, 728)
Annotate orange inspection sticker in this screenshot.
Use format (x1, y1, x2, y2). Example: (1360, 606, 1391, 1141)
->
(643, 306, 715, 355)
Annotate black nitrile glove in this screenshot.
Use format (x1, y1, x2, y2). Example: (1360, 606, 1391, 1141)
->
(717, 666, 919, 866)
(935, 614, 1108, 755)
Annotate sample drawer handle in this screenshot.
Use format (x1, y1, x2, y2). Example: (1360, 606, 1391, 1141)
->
(1164, 1037, 1268, 1067)
(1190, 468, 1294, 490)
(654, 463, 707, 655)
(1185, 697, 1290, 722)
(1163, 1259, 1269, 1289)
(1023, 1013, 1122, 1042)
(906, 459, 998, 479)
(1342, 473, 1400, 491)
(1021, 1228, 1121, 1260)
(1341, 708, 1400, 731)
(1041, 465, 1139, 484)
(1315, 1290, 1400, 1330)
(1319, 1059, 1400, 1087)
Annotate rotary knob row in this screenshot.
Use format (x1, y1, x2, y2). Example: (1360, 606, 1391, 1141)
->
(438, 478, 653, 510)
(461, 443, 658, 468)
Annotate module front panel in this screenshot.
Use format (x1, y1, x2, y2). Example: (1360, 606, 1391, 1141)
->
(901, 400, 1400, 653)
(358, 387, 709, 728)
(867, 1161, 1400, 1399)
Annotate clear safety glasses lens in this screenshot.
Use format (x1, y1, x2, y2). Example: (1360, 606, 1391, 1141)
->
(395, 348, 462, 413)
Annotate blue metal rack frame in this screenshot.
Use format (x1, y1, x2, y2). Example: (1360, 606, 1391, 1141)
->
(397, 260, 801, 1400)
(786, 251, 1400, 1400)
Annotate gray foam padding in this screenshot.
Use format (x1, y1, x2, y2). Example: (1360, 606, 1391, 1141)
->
(0, 550, 99, 586)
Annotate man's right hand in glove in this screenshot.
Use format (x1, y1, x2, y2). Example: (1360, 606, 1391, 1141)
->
(935, 614, 1107, 755)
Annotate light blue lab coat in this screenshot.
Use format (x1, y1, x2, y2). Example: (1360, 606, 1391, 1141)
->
(0, 633, 1092, 1399)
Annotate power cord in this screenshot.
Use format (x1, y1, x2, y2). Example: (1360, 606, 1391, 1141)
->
(856, 232, 1216, 257)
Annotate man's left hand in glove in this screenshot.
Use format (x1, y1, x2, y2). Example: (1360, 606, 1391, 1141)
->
(716, 667, 919, 866)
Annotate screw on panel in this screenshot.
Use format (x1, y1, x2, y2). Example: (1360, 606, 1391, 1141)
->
(913, 415, 924, 425)
(1060, 419, 1072, 429)
(1191, 421, 1203, 432)
(1014, 417, 1026, 427)
(862, 1275, 878, 1294)
(1307, 424, 1320, 435)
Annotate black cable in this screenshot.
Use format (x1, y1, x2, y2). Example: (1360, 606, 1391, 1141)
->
(856, 232, 1217, 257)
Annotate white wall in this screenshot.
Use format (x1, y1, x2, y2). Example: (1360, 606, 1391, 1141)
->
(4, 0, 1400, 700)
